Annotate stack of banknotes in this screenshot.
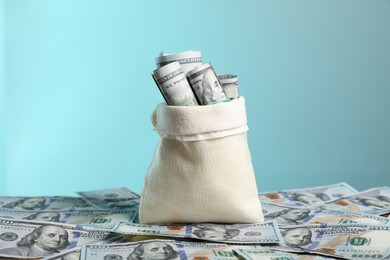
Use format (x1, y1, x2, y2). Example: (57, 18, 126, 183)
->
(0, 183, 389, 259)
(152, 50, 239, 106)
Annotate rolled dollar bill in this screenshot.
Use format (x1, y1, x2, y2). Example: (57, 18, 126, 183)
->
(218, 74, 239, 99)
(186, 63, 229, 105)
(155, 50, 202, 74)
(152, 61, 199, 106)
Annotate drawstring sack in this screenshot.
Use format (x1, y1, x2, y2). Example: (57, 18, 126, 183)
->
(139, 97, 264, 224)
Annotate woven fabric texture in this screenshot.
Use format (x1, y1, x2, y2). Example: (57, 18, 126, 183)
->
(140, 97, 264, 224)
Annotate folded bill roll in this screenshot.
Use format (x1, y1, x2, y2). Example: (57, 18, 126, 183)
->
(186, 63, 229, 105)
(155, 50, 202, 74)
(152, 61, 199, 106)
(218, 74, 239, 100)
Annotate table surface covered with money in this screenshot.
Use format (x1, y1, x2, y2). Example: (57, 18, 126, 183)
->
(0, 183, 389, 260)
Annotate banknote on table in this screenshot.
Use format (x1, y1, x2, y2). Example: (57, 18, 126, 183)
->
(0, 209, 138, 229)
(0, 196, 99, 211)
(259, 182, 358, 207)
(81, 239, 262, 260)
(278, 223, 390, 259)
(186, 62, 229, 105)
(155, 50, 202, 74)
(152, 61, 199, 106)
(262, 202, 389, 226)
(0, 218, 128, 259)
(76, 187, 140, 210)
(110, 221, 284, 244)
(218, 74, 239, 100)
(323, 186, 390, 215)
(234, 248, 337, 260)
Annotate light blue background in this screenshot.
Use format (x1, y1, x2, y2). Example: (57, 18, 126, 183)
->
(1, 0, 389, 196)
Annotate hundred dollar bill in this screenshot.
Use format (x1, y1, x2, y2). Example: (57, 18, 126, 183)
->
(155, 50, 202, 74)
(234, 248, 337, 260)
(42, 236, 146, 260)
(186, 63, 229, 105)
(76, 187, 140, 210)
(42, 248, 81, 260)
(0, 209, 138, 229)
(0, 218, 125, 258)
(323, 186, 390, 215)
(152, 61, 199, 106)
(262, 202, 389, 226)
(0, 196, 99, 211)
(259, 182, 358, 207)
(278, 223, 390, 259)
(81, 239, 262, 260)
(218, 74, 239, 100)
(110, 221, 284, 244)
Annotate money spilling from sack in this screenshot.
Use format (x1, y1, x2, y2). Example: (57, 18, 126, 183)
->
(0, 183, 389, 259)
(152, 50, 239, 106)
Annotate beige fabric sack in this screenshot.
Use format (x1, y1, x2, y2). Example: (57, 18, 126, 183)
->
(139, 97, 264, 224)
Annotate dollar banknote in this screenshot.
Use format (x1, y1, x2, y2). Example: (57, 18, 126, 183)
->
(110, 221, 284, 244)
(234, 248, 337, 260)
(218, 74, 239, 100)
(0, 196, 99, 211)
(186, 63, 229, 105)
(278, 223, 390, 259)
(152, 61, 199, 106)
(76, 187, 140, 210)
(155, 50, 202, 74)
(262, 202, 389, 226)
(0, 218, 126, 258)
(323, 187, 390, 215)
(259, 182, 358, 207)
(81, 239, 262, 260)
(0, 209, 138, 229)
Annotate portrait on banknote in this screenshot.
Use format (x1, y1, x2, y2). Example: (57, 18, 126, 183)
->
(280, 227, 312, 248)
(0, 224, 70, 257)
(103, 198, 139, 209)
(325, 187, 390, 215)
(353, 195, 390, 209)
(286, 191, 330, 205)
(264, 208, 311, 225)
(2, 198, 47, 210)
(192, 225, 240, 241)
(127, 241, 179, 260)
(23, 212, 61, 222)
(201, 68, 220, 105)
